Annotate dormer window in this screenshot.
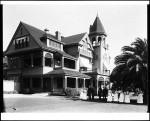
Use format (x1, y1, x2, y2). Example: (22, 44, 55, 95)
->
(15, 36, 29, 49)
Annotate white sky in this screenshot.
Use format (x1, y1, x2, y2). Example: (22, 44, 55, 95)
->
(3, 1, 148, 70)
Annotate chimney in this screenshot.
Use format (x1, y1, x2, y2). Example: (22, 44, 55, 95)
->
(55, 31, 61, 41)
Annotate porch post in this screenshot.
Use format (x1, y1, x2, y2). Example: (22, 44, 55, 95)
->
(83, 78, 85, 88)
(30, 78, 32, 88)
(31, 54, 33, 67)
(42, 54, 45, 67)
(76, 78, 78, 89)
(63, 76, 67, 89)
(51, 77, 54, 92)
(62, 57, 64, 68)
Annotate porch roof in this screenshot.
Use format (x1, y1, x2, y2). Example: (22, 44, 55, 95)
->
(47, 69, 91, 79)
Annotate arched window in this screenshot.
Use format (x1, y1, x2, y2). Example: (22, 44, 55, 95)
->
(92, 37, 96, 46)
(98, 37, 102, 43)
(45, 53, 52, 67)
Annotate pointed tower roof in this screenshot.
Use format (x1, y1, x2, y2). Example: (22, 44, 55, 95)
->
(89, 15, 107, 36)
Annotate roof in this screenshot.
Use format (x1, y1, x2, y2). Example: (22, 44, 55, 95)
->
(55, 50, 76, 60)
(47, 68, 91, 78)
(62, 33, 86, 45)
(89, 16, 106, 36)
(21, 22, 60, 43)
(5, 22, 76, 60)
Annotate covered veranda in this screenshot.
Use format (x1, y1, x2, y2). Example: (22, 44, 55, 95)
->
(47, 68, 91, 94)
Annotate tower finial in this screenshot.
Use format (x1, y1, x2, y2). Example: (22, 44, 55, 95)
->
(97, 9, 99, 17)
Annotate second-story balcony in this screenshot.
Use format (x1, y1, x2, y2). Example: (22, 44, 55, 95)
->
(80, 49, 93, 58)
(80, 68, 110, 76)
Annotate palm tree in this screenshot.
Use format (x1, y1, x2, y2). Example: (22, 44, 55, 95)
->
(110, 38, 148, 103)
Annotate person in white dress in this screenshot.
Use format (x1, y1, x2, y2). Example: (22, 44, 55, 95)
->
(107, 90, 112, 102)
(79, 88, 84, 99)
(137, 89, 143, 104)
(112, 90, 115, 102)
(119, 90, 125, 103)
(124, 91, 130, 103)
(82, 88, 88, 100)
(114, 90, 119, 102)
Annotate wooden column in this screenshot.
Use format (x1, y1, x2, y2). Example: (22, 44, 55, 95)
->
(83, 79, 85, 88)
(51, 77, 54, 92)
(63, 76, 67, 89)
(76, 78, 78, 89)
(31, 54, 33, 67)
(42, 54, 45, 67)
(62, 57, 64, 68)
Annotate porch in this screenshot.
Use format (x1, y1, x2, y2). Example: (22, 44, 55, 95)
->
(21, 68, 91, 94)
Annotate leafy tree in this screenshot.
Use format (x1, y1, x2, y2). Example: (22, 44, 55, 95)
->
(110, 38, 148, 103)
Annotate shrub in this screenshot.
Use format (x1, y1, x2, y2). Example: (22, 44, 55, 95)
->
(64, 88, 79, 97)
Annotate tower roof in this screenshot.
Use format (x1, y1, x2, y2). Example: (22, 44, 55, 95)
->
(89, 15, 107, 36)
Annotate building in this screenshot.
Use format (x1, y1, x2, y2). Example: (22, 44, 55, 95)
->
(4, 15, 111, 94)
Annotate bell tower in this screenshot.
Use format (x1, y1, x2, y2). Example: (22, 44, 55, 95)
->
(89, 14, 110, 75)
(89, 14, 107, 47)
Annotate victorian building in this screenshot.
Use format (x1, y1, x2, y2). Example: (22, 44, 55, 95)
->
(4, 15, 111, 94)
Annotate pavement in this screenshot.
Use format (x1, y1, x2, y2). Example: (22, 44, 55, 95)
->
(3, 93, 148, 113)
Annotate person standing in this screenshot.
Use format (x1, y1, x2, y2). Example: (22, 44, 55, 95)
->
(124, 90, 130, 103)
(107, 89, 113, 102)
(119, 90, 125, 103)
(91, 86, 95, 100)
(87, 86, 91, 100)
(79, 87, 84, 99)
(82, 88, 88, 100)
(103, 87, 108, 101)
(137, 89, 144, 104)
(98, 86, 102, 100)
(114, 89, 119, 102)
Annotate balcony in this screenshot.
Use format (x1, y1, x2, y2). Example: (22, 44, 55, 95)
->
(80, 68, 110, 76)
(80, 49, 93, 58)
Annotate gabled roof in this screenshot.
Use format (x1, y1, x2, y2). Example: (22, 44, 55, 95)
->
(62, 32, 86, 45)
(21, 21, 63, 45)
(89, 15, 106, 36)
(47, 68, 90, 78)
(5, 22, 76, 59)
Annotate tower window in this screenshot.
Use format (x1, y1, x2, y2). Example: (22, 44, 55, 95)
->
(92, 37, 96, 46)
(98, 37, 102, 43)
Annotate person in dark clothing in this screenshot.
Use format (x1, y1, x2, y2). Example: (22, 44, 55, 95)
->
(103, 87, 108, 101)
(98, 86, 102, 100)
(91, 86, 95, 100)
(87, 86, 91, 100)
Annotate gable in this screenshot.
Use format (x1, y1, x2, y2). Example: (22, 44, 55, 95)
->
(79, 33, 93, 51)
(5, 22, 41, 55)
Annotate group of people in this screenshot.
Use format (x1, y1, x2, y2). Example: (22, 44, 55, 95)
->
(79, 86, 144, 104)
(79, 86, 95, 100)
(98, 87, 144, 104)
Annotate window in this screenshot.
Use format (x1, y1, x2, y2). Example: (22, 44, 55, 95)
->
(92, 37, 96, 46)
(98, 37, 102, 43)
(15, 36, 29, 49)
(45, 53, 52, 67)
(33, 52, 42, 67)
(78, 79, 83, 88)
(23, 55, 31, 67)
(23, 78, 30, 88)
(32, 78, 41, 88)
(67, 77, 76, 88)
(64, 58, 75, 69)
(9, 57, 19, 68)
(56, 77, 63, 88)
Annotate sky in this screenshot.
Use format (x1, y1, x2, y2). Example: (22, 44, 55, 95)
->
(3, 1, 148, 70)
